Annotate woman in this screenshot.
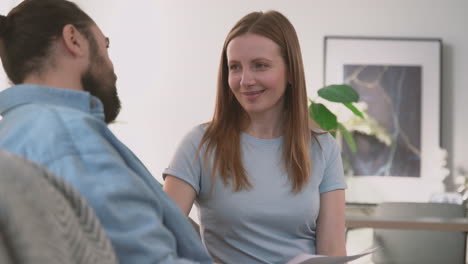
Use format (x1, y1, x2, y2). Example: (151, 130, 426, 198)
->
(163, 10, 346, 264)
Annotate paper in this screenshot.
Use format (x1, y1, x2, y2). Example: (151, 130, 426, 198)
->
(286, 246, 378, 264)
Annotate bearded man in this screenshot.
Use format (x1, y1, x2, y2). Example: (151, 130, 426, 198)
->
(0, 1, 213, 264)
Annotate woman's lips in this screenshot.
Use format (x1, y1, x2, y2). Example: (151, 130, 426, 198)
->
(242, 90, 265, 101)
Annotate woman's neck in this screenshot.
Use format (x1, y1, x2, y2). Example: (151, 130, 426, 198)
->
(243, 111, 285, 139)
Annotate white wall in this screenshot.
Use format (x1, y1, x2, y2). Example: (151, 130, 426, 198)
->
(2, 0, 467, 185)
(0, 1, 15, 89)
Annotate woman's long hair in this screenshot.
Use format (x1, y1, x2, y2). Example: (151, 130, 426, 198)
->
(201, 10, 317, 193)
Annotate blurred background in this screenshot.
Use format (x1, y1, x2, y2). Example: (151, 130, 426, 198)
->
(1, 1, 467, 262)
(1, 0, 466, 186)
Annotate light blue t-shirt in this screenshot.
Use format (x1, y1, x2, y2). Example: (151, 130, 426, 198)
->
(0, 85, 213, 264)
(163, 125, 346, 264)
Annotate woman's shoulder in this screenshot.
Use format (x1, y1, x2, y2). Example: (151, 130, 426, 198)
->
(180, 123, 209, 146)
(310, 130, 339, 153)
(190, 123, 209, 135)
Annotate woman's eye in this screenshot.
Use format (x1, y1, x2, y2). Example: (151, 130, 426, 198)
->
(229, 65, 240, 71)
(256, 63, 268, 69)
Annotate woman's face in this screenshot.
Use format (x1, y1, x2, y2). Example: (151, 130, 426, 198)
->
(226, 33, 288, 119)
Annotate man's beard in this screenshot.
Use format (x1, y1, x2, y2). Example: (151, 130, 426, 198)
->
(81, 56, 121, 124)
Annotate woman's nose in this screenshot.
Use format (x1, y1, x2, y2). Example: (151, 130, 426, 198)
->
(240, 69, 255, 87)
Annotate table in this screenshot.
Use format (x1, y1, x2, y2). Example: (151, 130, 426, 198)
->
(345, 211, 468, 263)
(346, 215, 468, 232)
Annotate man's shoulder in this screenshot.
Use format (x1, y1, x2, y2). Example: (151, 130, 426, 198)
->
(0, 103, 105, 159)
(0, 104, 62, 132)
(3, 102, 96, 129)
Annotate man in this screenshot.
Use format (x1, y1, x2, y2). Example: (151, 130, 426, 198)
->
(0, 1, 212, 263)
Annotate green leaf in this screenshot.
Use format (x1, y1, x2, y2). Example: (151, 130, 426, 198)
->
(318, 84, 359, 103)
(309, 102, 338, 131)
(338, 123, 357, 153)
(344, 102, 364, 119)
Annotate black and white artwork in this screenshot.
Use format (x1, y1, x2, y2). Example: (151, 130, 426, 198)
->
(342, 64, 421, 178)
(324, 37, 443, 203)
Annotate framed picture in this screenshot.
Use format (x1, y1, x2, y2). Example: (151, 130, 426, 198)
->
(324, 36, 443, 203)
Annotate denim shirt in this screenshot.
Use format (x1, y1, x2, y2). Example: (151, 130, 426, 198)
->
(0, 84, 213, 264)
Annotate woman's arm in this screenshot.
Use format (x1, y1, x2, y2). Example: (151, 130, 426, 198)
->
(316, 189, 347, 256)
(164, 175, 197, 216)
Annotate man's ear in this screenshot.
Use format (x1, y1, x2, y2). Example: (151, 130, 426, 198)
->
(61, 24, 88, 57)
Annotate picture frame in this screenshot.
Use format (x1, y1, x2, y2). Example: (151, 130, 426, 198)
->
(324, 36, 443, 203)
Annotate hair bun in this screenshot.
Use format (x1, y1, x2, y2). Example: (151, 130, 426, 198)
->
(0, 15, 8, 35)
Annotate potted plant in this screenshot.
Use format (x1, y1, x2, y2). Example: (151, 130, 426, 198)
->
(309, 84, 364, 152)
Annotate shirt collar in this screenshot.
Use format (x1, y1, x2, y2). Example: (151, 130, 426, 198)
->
(0, 84, 105, 120)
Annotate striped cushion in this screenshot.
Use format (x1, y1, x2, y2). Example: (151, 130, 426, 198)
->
(0, 151, 117, 264)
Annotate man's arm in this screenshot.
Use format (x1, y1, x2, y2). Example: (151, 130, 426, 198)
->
(47, 152, 212, 264)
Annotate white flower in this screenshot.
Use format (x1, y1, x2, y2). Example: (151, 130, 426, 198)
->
(428, 148, 450, 180)
(312, 99, 392, 146)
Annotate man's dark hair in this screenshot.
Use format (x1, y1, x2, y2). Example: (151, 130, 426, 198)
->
(0, 0, 95, 84)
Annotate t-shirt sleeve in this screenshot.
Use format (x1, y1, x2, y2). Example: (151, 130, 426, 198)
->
(318, 133, 347, 194)
(163, 126, 205, 195)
